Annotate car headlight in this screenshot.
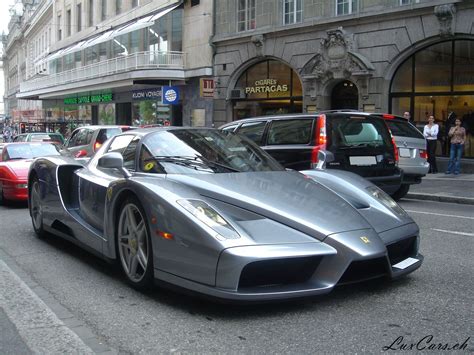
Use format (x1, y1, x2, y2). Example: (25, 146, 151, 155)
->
(365, 186, 407, 216)
(16, 184, 28, 189)
(177, 199, 240, 240)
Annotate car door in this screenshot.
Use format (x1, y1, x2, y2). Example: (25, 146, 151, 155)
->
(66, 128, 93, 157)
(262, 118, 315, 170)
(76, 134, 137, 234)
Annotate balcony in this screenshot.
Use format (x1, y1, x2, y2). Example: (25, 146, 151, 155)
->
(20, 50, 186, 93)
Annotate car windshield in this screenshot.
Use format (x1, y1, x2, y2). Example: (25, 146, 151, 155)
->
(139, 129, 284, 174)
(4, 143, 61, 160)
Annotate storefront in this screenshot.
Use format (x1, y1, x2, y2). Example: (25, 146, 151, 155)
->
(390, 39, 474, 157)
(231, 59, 303, 120)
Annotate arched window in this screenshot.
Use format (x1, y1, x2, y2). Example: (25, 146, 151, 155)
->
(390, 40, 474, 157)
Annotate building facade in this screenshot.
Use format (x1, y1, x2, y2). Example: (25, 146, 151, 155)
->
(7, 0, 214, 134)
(212, 0, 474, 157)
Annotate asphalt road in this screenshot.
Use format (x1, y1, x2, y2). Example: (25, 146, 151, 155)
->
(0, 199, 473, 353)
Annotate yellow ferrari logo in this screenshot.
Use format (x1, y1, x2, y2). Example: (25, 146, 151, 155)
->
(144, 162, 155, 171)
(106, 187, 113, 201)
(360, 236, 370, 244)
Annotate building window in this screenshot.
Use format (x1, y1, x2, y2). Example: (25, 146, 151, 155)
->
(101, 0, 106, 21)
(336, 0, 358, 16)
(237, 0, 256, 32)
(400, 0, 419, 4)
(284, 0, 302, 25)
(390, 39, 474, 158)
(116, 0, 122, 14)
(66, 10, 71, 37)
(57, 15, 62, 40)
(89, 0, 94, 26)
(191, 0, 200, 6)
(77, 3, 82, 32)
(132, 0, 139, 7)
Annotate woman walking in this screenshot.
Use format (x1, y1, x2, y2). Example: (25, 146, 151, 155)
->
(423, 115, 439, 173)
(446, 118, 466, 175)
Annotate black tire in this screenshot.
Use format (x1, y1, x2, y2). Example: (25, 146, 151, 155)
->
(29, 176, 47, 238)
(391, 184, 410, 201)
(116, 196, 154, 290)
(0, 184, 4, 205)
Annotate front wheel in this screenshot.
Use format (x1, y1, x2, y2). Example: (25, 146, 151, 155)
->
(117, 197, 154, 290)
(391, 184, 410, 201)
(29, 177, 46, 238)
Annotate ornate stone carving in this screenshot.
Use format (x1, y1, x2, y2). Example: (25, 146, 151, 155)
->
(251, 34, 265, 57)
(301, 28, 373, 85)
(435, 4, 456, 37)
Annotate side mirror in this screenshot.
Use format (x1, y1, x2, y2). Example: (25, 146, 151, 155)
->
(315, 150, 335, 170)
(98, 152, 131, 178)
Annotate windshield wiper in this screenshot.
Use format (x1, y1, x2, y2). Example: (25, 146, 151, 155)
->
(144, 155, 239, 173)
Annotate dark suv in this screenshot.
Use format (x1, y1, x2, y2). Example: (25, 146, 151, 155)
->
(220, 112, 402, 195)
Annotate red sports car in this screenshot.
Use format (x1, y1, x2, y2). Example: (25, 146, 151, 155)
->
(0, 142, 61, 203)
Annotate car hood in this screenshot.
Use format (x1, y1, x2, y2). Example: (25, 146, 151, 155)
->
(165, 171, 372, 240)
(4, 160, 32, 179)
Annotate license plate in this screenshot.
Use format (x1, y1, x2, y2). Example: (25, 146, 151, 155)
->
(398, 148, 411, 158)
(392, 257, 419, 269)
(349, 156, 377, 166)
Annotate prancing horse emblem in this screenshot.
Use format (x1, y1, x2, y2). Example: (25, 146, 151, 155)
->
(360, 236, 370, 244)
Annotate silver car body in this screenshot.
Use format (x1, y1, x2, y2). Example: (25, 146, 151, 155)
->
(28, 127, 423, 301)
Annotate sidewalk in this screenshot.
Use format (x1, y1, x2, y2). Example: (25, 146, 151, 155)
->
(406, 172, 474, 205)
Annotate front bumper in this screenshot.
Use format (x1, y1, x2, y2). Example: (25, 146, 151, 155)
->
(154, 227, 423, 301)
(2, 180, 28, 201)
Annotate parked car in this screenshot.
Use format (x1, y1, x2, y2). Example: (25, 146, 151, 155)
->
(14, 132, 65, 146)
(220, 112, 402, 195)
(28, 127, 422, 300)
(372, 114, 430, 200)
(65, 125, 135, 158)
(0, 142, 62, 203)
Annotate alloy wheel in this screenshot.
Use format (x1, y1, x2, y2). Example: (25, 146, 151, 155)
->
(118, 203, 149, 283)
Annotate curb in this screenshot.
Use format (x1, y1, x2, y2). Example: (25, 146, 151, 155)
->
(405, 192, 474, 205)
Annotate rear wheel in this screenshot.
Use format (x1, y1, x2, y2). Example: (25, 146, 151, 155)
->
(391, 184, 410, 201)
(29, 177, 46, 238)
(0, 184, 4, 205)
(117, 197, 154, 290)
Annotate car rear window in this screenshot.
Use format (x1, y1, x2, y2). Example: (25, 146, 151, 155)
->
(96, 128, 122, 144)
(328, 115, 392, 148)
(385, 120, 425, 139)
(30, 134, 64, 144)
(267, 119, 313, 145)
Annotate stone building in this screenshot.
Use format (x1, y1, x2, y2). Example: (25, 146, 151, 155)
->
(8, 0, 214, 131)
(212, 0, 474, 157)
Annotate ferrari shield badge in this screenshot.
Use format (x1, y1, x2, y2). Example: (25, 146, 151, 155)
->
(360, 236, 370, 244)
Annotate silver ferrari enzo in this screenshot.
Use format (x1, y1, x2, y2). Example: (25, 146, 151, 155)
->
(28, 127, 423, 301)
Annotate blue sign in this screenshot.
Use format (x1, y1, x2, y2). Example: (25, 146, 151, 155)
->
(162, 86, 180, 105)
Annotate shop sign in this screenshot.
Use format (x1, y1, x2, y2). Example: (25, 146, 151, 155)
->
(64, 93, 114, 105)
(162, 86, 180, 105)
(245, 79, 289, 94)
(200, 78, 215, 98)
(132, 88, 162, 101)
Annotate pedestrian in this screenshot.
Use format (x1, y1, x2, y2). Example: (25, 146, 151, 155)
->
(445, 118, 466, 175)
(403, 112, 411, 121)
(423, 115, 439, 173)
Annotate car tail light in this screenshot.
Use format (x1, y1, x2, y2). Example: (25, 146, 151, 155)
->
(392, 136, 399, 162)
(75, 149, 88, 158)
(311, 115, 327, 167)
(419, 150, 428, 159)
(382, 114, 395, 119)
(94, 141, 102, 151)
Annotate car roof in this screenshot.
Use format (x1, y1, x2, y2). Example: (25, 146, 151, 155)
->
(219, 111, 378, 127)
(72, 125, 132, 131)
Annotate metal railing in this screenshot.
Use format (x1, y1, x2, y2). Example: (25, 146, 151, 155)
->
(20, 50, 186, 93)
